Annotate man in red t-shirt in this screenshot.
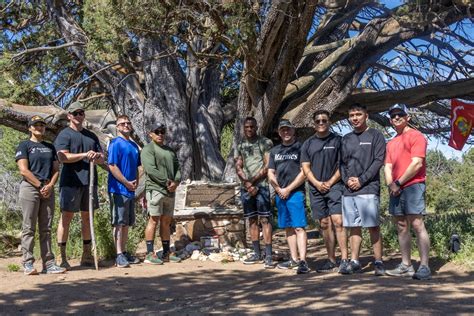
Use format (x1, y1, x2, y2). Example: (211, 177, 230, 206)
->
(384, 104, 431, 280)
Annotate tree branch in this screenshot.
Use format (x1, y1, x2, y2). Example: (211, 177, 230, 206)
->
(12, 41, 86, 61)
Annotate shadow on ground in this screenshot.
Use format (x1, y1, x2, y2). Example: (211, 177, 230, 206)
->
(1, 254, 473, 315)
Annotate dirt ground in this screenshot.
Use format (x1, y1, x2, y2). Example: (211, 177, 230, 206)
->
(0, 233, 473, 315)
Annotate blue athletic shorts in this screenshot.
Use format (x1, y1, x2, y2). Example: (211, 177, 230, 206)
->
(109, 193, 136, 226)
(342, 194, 380, 228)
(389, 183, 426, 216)
(276, 191, 307, 228)
(240, 185, 271, 218)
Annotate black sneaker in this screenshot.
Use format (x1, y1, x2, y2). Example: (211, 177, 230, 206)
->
(374, 261, 385, 276)
(264, 256, 275, 269)
(316, 260, 338, 273)
(338, 259, 351, 274)
(243, 253, 264, 265)
(296, 260, 311, 274)
(413, 265, 432, 280)
(123, 252, 140, 264)
(339, 260, 362, 274)
(277, 259, 299, 270)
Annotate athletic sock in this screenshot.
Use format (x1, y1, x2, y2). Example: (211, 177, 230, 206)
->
(83, 239, 92, 245)
(58, 242, 67, 261)
(351, 259, 360, 265)
(252, 241, 261, 256)
(374, 260, 383, 264)
(162, 240, 170, 256)
(146, 240, 154, 254)
(265, 244, 272, 259)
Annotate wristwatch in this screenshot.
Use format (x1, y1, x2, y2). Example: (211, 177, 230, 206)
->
(394, 180, 401, 187)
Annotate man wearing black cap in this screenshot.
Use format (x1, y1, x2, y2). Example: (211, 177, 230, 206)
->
(235, 117, 274, 268)
(16, 116, 66, 274)
(268, 119, 309, 274)
(384, 104, 431, 280)
(141, 123, 181, 265)
(54, 101, 104, 269)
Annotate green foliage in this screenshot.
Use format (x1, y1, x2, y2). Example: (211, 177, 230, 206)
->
(220, 122, 234, 159)
(0, 126, 26, 175)
(7, 263, 20, 272)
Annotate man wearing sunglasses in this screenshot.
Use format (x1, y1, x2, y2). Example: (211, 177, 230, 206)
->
(301, 110, 348, 273)
(107, 115, 141, 268)
(141, 123, 181, 265)
(384, 104, 431, 280)
(54, 101, 104, 269)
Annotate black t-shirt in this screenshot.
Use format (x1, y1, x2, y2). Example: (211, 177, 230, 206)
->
(15, 140, 57, 182)
(340, 128, 386, 196)
(301, 132, 342, 182)
(268, 141, 305, 192)
(54, 127, 102, 187)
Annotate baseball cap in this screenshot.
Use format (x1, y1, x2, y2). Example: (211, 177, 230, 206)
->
(278, 119, 295, 129)
(68, 101, 85, 113)
(388, 104, 408, 115)
(150, 122, 166, 132)
(28, 115, 46, 126)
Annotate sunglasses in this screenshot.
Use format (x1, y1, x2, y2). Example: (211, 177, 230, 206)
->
(315, 119, 328, 124)
(154, 129, 166, 135)
(71, 110, 85, 117)
(390, 112, 407, 119)
(118, 122, 132, 126)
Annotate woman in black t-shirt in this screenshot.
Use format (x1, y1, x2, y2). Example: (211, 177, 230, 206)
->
(15, 116, 65, 275)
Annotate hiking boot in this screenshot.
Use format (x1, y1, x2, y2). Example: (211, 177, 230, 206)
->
(277, 259, 299, 270)
(386, 263, 415, 277)
(374, 261, 385, 276)
(243, 253, 264, 265)
(144, 252, 163, 265)
(263, 256, 275, 269)
(80, 244, 94, 267)
(116, 253, 130, 268)
(23, 262, 38, 275)
(123, 252, 140, 264)
(413, 265, 432, 280)
(162, 252, 181, 263)
(297, 260, 311, 274)
(59, 260, 71, 271)
(42, 262, 66, 274)
(316, 260, 338, 273)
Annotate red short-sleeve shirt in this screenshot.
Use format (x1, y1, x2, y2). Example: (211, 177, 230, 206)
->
(386, 128, 427, 188)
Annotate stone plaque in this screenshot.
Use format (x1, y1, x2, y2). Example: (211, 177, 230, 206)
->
(185, 185, 237, 208)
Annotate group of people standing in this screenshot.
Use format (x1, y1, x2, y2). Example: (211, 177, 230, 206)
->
(15, 100, 431, 281)
(16, 101, 181, 274)
(236, 103, 432, 280)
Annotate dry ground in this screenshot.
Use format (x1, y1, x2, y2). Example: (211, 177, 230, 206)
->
(0, 233, 473, 315)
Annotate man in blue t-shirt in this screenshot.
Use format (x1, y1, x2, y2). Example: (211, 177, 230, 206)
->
(108, 115, 141, 268)
(268, 119, 309, 274)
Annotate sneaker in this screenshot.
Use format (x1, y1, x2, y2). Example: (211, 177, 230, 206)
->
(339, 260, 362, 274)
(374, 261, 385, 276)
(264, 256, 275, 269)
(386, 263, 415, 277)
(42, 263, 66, 274)
(116, 253, 130, 268)
(277, 259, 299, 270)
(297, 260, 311, 274)
(144, 252, 163, 265)
(162, 252, 182, 263)
(243, 253, 264, 265)
(338, 259, 351, 274)
(23, 262, 38, 275)
(413, 265, 432, 280)
(59, 260, 71, 271)
(316, 260, 338, 273)
(123, 252, 140, 264)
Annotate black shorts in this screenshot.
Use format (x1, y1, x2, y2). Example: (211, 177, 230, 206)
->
(240, 185, 272, 218)
(309, 183, 343, 220)
(59, 185, 99, 212)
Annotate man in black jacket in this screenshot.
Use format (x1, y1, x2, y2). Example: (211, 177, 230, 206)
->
(339, 103, 385, 276)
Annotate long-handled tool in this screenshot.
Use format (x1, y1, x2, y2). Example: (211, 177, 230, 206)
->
(89, 161, 99, 271)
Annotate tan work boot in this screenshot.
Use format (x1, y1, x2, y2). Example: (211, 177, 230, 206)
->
(80, 243, 94, 267)
(59, 243, 71, 270)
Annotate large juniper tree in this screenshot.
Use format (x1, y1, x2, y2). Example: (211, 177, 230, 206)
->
(1, 0, 473, 181)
